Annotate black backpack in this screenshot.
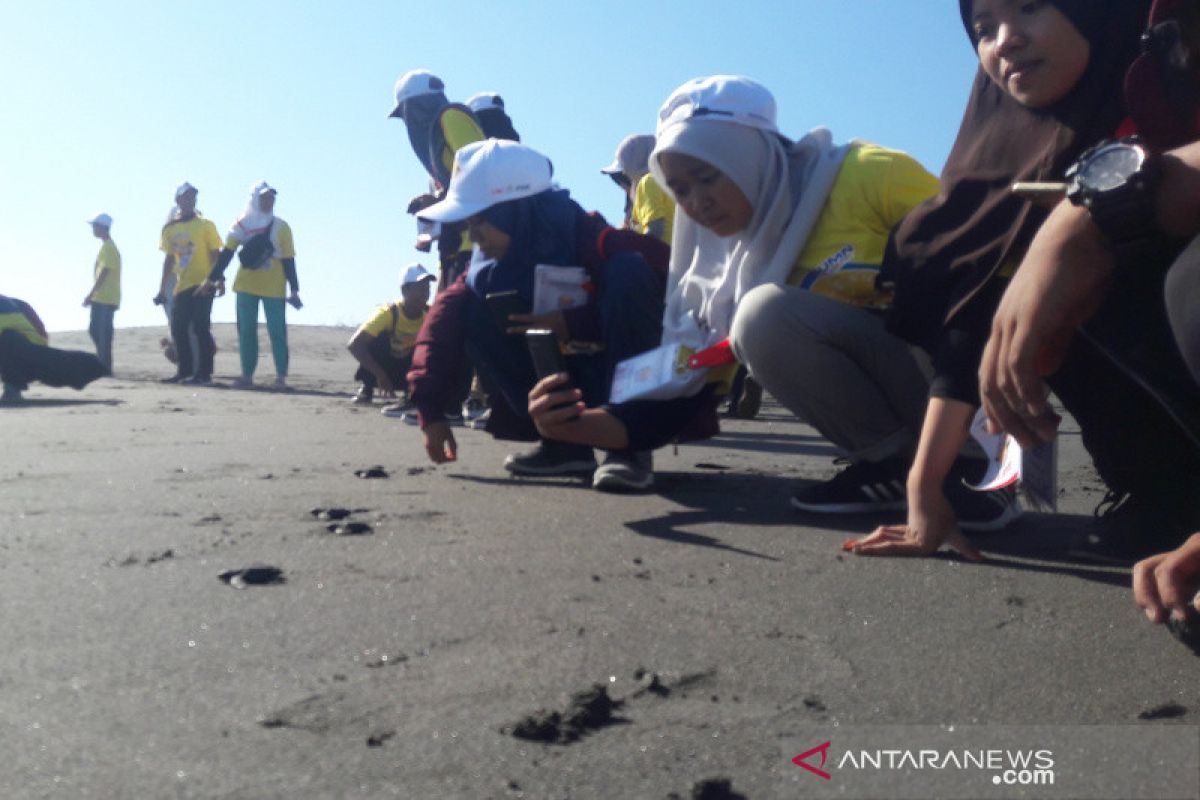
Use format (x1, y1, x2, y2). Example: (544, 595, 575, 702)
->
(238, 220, 276, 270)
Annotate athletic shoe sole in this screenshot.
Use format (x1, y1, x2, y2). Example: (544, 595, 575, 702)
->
(592, 470, 654, 492)
(503, 458, 597, 477)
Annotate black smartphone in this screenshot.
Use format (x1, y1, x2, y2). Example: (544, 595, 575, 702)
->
(525, 329, 566, 380)
(485, 290, 526, 333)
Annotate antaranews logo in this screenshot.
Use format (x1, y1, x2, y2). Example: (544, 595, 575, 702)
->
(792, 741, 832, 780)
(792, 741, 1055, 786)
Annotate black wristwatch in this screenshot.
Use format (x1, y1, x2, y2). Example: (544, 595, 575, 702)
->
(1064, 136, 1162, 260)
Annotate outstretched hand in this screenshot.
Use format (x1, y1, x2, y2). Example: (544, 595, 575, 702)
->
(422, 421, 457, 464)
(842, 489, 982, 561)
(979, 203, 1112, 447)
(1134, 533, 1200, 624)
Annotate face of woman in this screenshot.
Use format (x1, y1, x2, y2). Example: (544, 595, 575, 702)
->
(258, 192, 276, 213)
(970, 0, 1091, 109)
(467, 216, 512, 260)
(657, 152, 753, 238)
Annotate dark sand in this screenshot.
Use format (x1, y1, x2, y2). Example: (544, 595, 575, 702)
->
(0, 325, 1194, 799)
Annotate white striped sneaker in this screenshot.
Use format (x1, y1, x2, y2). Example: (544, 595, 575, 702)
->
(790, 456, 909, 514)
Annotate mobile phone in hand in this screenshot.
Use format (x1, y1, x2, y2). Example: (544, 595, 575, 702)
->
(525, 329, 566, 380)
(486, 290, 526, 333)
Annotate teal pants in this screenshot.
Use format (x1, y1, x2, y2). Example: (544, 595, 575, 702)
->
(235, 292, 288, 378)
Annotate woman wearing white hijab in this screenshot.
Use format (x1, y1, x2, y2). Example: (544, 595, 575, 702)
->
(531, 76, 956, 509)
(204, 181, 301, 390)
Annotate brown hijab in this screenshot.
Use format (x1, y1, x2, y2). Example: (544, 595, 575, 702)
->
(881, 0, 1152, 349)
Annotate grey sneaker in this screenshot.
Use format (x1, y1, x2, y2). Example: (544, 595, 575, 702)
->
(504, 441, 596, 476)
(382, 402, 417, 422)
(592, 451, 654, 492)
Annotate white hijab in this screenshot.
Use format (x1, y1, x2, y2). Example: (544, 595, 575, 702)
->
(228, 182, 277, 244)
(649, 119, 852, 348)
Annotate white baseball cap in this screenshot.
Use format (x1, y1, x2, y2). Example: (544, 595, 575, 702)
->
(466, 92, 504, 113)
(656, 75, 778, 137)
(87, 213, 112, 228)
(401, 263, 436, 287)
(417, 139, 554, 224)
(389, 69, 445, 119)
(175, 182, 197, 200)
(601, 133, 656, 175)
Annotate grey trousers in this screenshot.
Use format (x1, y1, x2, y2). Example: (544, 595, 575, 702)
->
(729, 284, 931, 462)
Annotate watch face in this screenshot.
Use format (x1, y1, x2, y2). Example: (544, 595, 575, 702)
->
(1081, 145, 1144, 192)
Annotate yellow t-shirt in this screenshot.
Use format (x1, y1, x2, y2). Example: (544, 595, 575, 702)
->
(0, 298, 46, 346)
(787, 143, 940, 309)
(228, 219, 296, 299)
(92, 238, 121, 306)
(632, 174, 675, 244)
(160, 216, 223, 294)
(358, 301, 426, 357)
(438, 107, 485, 255)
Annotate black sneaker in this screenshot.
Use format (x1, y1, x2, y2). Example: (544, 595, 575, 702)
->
(182, 375, 212, 386)
(790, 456, 908, 513)
(1069, 489, 1200, 566)
(944, 482, 1023, 532)
(943, 459, 1023, 532)
(504, 441, 597, 476)
(160, 374, 186, 384)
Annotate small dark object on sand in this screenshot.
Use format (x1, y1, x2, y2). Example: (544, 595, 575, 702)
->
(507, 684, 621, 744)
(354, 466, 389, 479)
(690, 777, 747, 800)
(1138, 702, 1188, 720)
(327, 522, 373, 536)
(219, 566, 286, 588)
(312, 507, 352, 521)
(1165, 614, 1200, 656)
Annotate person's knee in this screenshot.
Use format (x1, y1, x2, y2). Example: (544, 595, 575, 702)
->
(729, 284, 792, 365)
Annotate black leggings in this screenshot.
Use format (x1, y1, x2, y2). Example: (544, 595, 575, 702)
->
(1166, 234, 1200, 387)
(170, 288, 215, 379)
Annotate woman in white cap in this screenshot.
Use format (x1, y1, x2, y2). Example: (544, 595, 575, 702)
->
(203, 182, 301, 390)
(411, 138, 669, 490)
(529, 76, 1016, 521)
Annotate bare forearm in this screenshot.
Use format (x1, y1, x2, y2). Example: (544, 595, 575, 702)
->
(86, 269, 109, 299)
(908, 398, 973, 493)
(544, 408, 630, 450)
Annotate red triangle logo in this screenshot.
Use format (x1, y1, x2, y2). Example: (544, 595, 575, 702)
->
(792, 741, 832, 780)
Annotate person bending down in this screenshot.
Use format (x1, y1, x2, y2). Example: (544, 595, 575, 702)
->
(0, 295, 105, 404)
(410, 139, 669, 491)
(530, 76, 1006, 522)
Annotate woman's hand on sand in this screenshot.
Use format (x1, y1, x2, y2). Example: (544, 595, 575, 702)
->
(506, 311, 567, 340)
(842, 488, 982, 561)
(423, 421, 457, 464)
(1134, 533, 1200, 624)
(528, 373, 584, 439)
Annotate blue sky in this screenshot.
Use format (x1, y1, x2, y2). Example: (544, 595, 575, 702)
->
(0, 1, 979, 333)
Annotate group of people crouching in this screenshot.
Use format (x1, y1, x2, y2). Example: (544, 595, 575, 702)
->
(350, 0, 1200, 630)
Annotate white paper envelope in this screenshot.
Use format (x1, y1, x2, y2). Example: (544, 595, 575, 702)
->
(532, 265, 589, 316)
